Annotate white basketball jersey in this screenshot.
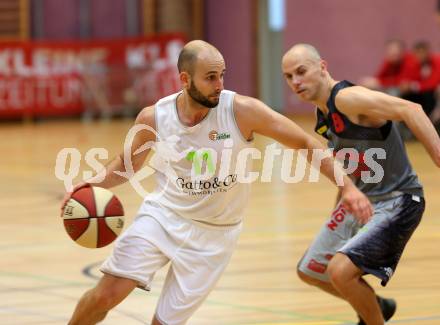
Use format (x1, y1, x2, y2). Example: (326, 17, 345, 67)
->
(143, 90, 253, 226)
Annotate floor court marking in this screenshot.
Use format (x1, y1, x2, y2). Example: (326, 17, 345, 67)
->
(0, 306, 69, 322)
(81, 262, 354, 323)
(0, 272, 147, 324)
(250, 315, 440, 325)
(4, 259, 434, 323)
(81, 262, 440, 324)
(83, 261, 305, 293)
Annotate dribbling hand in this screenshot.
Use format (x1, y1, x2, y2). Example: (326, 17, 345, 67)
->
(340, 183, 373, 224)
(60, 182, 90, 217)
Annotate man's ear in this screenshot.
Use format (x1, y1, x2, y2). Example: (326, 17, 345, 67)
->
(320, 60, 328, 75)
(180, 71, 190, 89)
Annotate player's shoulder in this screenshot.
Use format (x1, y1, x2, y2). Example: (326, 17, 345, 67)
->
(221, 89, 236, 97)
(233, 93, 265, 112)
(335, 85, 375, 108)
(135, 92, 181, 127)
(135, 105, 155, 127)
(156, 91, 181, 106)
(232, 93, 276, 134)
(335, 84, 392, 122)
(337, 85, 372, 98)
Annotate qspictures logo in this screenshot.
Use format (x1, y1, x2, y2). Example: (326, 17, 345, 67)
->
(54, 124, 387, 199)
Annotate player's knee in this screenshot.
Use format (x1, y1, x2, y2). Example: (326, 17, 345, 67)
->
(90, 288, 118, 311)
(327, 259, 347, 288)
(297, 267, 311, 284)
(297, 267, 321, 287)
(296, 259, 309, 282)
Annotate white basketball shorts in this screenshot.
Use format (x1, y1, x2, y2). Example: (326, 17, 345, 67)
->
(100, 201, 242, 325)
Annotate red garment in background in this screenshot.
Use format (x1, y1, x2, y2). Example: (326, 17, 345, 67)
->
(376, 53, 417, 87)
(403, 54, 440, 92)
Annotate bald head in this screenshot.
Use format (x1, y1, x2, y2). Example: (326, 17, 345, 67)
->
(177, 40, 223, 76)
(282, 44, 331, 103)
(282, 43, 321, 64)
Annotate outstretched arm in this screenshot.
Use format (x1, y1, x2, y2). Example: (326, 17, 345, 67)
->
(61, 106, 156, 209)
(234, 95, 373, 223)
(336, 86, 440, 167)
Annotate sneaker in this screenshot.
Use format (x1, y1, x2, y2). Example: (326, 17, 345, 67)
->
(357, 296, 397, 324)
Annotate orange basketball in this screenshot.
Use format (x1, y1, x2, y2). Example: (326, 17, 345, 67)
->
(62, 186, 124, 248)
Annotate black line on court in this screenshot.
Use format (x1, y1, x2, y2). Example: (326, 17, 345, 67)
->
(6, 268, 147, 324)
(54, 287, 147, 323)
(82, 260, 103, 280)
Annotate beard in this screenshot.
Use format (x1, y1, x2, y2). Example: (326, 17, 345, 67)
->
(187, 81, 220, 108)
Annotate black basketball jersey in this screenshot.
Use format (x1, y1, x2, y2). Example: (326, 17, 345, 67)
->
(314, 80, 423, 198)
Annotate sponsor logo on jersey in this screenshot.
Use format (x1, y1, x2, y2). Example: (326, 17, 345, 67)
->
(209, 130, 230, 141)
(186, 150, 215, 175)
(176, 174, 238, 196)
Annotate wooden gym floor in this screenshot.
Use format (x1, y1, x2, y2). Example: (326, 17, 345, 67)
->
(1, 116, 439, 324)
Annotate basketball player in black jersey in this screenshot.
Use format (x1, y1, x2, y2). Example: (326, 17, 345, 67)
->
(282, 44, 440, 325)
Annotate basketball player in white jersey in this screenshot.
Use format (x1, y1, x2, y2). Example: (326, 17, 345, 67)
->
(282, 44, 440, 325)
(63, 40, 373, 325)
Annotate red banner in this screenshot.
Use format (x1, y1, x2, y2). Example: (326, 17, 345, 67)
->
(0, 34, 185, 118)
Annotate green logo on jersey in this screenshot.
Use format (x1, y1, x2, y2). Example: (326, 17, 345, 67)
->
(186, 150, 216, 175)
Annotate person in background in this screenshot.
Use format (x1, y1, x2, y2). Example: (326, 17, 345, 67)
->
(400, 41, 440, 118)
(360, 39, 416, 97)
